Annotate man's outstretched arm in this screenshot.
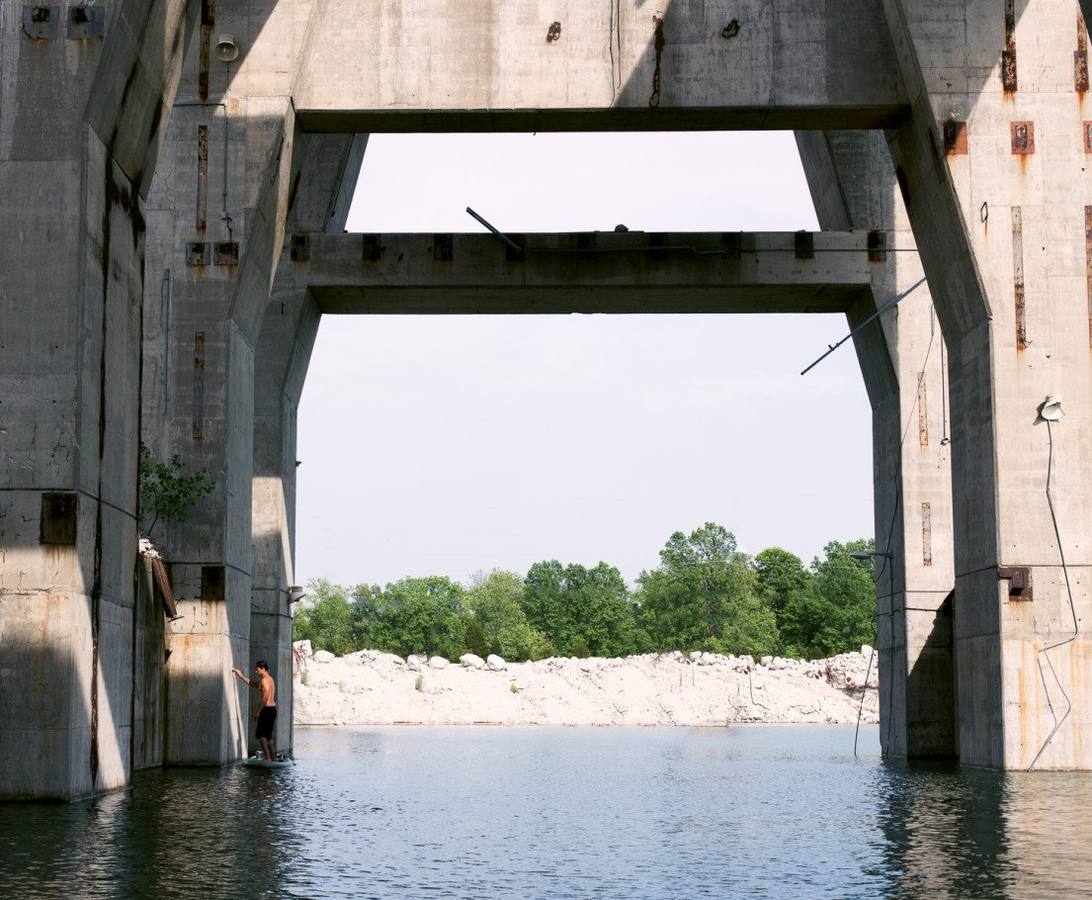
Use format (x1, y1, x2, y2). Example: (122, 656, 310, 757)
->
(231, 667, 256, 687)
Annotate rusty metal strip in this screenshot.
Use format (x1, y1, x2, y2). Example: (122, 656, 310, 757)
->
(649, 16, 665, 108)
(1002, 0, 1017, 92)
(1011, 121, 1035, 154)
(192, 332, 205, 441)
(917, 373, 929, 448)
(151, 556, 178, 619)
(1078, 15, 1090, 92)
(196, 125, 208, 232)
(198, 0, 215, 100)
(1085, 207, 1092, 348)
(921, 502, 932, 567)
(1012, 207, 1027, 349)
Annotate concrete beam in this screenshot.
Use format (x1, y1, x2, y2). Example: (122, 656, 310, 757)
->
(251, 133, 367, 757)
(0, 0, 196, 801)
(882, 0, 1092, 769)
(293, 0, 907, 132)
(796, 129, 957, 761)
(288, 231, 876, 315)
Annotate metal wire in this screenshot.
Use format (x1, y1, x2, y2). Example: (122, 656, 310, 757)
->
(1027, 419, 1080, 771)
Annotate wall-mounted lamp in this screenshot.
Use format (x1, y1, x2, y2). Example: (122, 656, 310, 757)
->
(214, 34, 240, 63)
(1038, 395, 1064, 422)
(288, 585, 306, 604)
(850, 550, 893, 561)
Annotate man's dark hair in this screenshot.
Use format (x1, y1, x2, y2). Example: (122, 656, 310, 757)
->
(255, 660, 269, 671)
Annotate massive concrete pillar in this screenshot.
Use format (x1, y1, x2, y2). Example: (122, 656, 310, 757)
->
(796, 131, 957, 759)
(0, 1, 195, 799)
(141, 0, 317, 764)
(882, 1, 1092, 768)
(250, 133, 366, 755)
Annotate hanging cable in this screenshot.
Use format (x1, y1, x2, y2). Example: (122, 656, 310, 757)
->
(861, 305, 937, 757)
(936, 306, 950, 445)
(854, 645, 875, 761)
(1027, 418, 1080, 770)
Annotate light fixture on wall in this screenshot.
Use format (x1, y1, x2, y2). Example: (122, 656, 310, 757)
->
(288, 585, 306, 604)
(1038, 395, 1064, 422)
(214, 34, 240, 63)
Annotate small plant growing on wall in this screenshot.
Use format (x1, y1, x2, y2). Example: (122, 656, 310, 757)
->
(139, 444, 215, 538)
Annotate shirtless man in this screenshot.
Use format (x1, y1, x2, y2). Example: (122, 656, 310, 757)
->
(232, 660, 278, 760)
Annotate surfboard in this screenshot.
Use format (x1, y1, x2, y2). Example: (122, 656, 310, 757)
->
(243, 755, 293, 769)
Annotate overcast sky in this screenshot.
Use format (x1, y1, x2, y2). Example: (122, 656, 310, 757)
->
(295, 132, 873, 588)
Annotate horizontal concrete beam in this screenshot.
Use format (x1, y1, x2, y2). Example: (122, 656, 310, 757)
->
(293, 1, 906, 133)
(285, 232, 877, 315)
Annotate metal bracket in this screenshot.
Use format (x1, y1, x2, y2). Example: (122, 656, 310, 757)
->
(998, 565, 1033, 601)
(186, 242, 210, 266)
(67, 6, 105, 39)
(290, 234, 310, 262)
(362, 234, 384, 262)
(40, 492, 77, 545)
(213, 241, 239, 266)
(22, 6, 60, 39)
(432, 233, 453, 262)
(794, 231, 814, 259)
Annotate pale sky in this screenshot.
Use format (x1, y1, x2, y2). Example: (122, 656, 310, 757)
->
(295, 132, 873, 588)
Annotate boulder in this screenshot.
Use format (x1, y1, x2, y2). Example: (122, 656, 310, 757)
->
(759, 655, 773, 667)
(460, 653, 486, 669)
(406, 654, 426, 671)
(428, 656, 449, 669)
(313, 650, 335, 664)
(486, 654, 507, 671)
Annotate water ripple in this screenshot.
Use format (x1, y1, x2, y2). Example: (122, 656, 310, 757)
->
(2, 726, 1091, 898)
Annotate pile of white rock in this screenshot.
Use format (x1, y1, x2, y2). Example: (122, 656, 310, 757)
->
(292, 642, 881, 727)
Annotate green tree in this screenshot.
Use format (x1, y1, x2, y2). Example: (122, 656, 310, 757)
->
(774, 539, 877, 658)
(378, 576, 470, 660)
(636, 523, 779, 657)
(809, 539, 877, 656)
(293, 578, 356, 656)
(755, 547, 817, 657)
(522, 561, 645, 658)
(464, 571, 553, 660)
(348, 582, 385, 648)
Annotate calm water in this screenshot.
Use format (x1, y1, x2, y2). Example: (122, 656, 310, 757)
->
(2, 725, 1091, 898)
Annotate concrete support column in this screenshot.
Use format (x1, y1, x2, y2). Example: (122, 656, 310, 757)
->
(249, 134, 365, 755)
(796, 130, 958, 760)
(142, 0, 317, 764)
(883, 0, 1092, 768)
(0, 1, 193, 800)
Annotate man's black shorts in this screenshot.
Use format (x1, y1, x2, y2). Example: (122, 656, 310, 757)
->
(256, 706, 277, 740)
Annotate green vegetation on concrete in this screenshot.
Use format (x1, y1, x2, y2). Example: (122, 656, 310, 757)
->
(294, 522, 878, 663)
(138, 444, 215, 538)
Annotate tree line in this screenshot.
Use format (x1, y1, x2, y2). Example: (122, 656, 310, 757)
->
(293, 523, 878, 663)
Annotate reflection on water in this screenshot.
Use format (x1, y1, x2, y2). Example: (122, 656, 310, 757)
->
(2, 726, 1090, 898)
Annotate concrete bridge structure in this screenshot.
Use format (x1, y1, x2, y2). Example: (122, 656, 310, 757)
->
(1, 0, 1089, 799)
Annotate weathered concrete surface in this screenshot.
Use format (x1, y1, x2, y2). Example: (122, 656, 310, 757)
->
(0, 1, 195, 800)
(796, 130, 957, 760)
(141, 0, 345, 764)
(882, 1, 1092, 768)
(288, 231, 875, 314)
(294, 0, 907, 132)
(4, 0, 1090, 799)
(251, 132, 366, 755)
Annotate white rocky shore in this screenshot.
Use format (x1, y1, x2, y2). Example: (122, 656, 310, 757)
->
(293, 643, 879, 727)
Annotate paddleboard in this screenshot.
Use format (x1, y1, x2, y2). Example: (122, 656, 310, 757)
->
(243, 755, 292, 769)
